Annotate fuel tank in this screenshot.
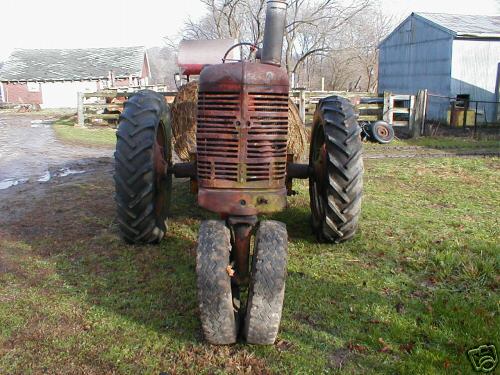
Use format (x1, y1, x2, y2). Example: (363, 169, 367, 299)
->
(196, 61, 289, 216)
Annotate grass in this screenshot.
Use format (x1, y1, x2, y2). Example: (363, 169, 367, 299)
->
(52, 114, 116, 148)
(363, 136, 500, 150)
(0, 157, 499, 374)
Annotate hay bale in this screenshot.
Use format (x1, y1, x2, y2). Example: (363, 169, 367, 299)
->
(287, 98, 308, 161)
(170, 81, 199, 161)
(171, 82, 308, 161)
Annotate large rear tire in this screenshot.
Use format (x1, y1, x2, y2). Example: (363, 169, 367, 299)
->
(114, 90, 172, 244)
(243, 221, 288, 345)
(196, 220, 238, 345)
(309, 96, 363, 243)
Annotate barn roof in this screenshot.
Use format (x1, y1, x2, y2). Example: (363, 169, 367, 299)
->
(0, 46, 147, 82)
(414, 12, 500, 38)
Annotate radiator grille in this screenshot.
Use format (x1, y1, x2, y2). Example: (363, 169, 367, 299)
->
(197, 91, 288, 185)
(246, 93, 288, 181)
(197, 92, 239, 181)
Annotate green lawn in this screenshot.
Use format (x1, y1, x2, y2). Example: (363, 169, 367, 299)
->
(52, 114, 116, 148)
(0, 157, 498, 374)
(363, 136, 500, 150)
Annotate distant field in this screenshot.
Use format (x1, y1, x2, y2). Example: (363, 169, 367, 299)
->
(0, 156, 498, 374)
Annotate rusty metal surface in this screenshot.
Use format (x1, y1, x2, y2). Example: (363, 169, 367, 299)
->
(196, 61, 289, 215)
(198, 187, 286, 216)
(227, 215, 258, 286)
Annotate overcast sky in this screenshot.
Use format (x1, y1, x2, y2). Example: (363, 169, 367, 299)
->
(0, 0, 498, 61)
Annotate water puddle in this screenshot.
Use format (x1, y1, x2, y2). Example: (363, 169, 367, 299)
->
(0, 168, 87, 190)
(55, 168, 86, 177)
(0, 178, 29, 190)
(30, 119, 54, 128)
(37, 171, 51, 182)
(0, 114, 111, 191)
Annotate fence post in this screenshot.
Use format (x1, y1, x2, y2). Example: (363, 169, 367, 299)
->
(495, 62, 500, 122)
(410, 89, 427, 138)
(299, 89, 306, 123)
(383, 91, 393, 124)
(77, 92, 84, 127)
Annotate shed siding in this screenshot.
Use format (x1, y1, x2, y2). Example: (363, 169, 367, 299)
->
(451, 39, 500, 123)
(379, 16, 454, 120)
(451, 39, 500, 99)
(3, 82, 43, 104)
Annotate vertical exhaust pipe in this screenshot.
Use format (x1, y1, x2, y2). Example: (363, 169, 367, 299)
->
(261, 0, 288, 66)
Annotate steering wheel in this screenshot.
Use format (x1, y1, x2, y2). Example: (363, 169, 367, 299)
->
(222, 42, 258, 63)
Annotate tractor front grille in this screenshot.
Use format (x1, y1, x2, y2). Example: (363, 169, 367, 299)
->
(197, 91, 288, 187)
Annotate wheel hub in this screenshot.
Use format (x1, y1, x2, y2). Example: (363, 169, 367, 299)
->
(377, 126, 389, 138)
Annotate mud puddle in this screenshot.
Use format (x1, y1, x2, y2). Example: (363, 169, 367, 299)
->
(0, 114, 112, 190)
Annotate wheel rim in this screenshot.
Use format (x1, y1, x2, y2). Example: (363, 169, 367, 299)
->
(310, 124, 327, 225)
(153, 123, 169, 221)
(376, 125, 389, 139)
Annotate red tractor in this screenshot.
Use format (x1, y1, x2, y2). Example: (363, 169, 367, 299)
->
(114, 0, 363, 345)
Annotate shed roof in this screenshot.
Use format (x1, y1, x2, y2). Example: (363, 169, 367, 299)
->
(414, 12, 500, 38)
(0, 46, 147, 82)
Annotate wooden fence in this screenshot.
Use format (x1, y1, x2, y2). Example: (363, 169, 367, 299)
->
(78, 87, 428, 136)
(290, 89, 427, 131)
(77, 86, 176, 126)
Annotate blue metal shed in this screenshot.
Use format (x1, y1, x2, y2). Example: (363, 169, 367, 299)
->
(378, 13, 500, 123)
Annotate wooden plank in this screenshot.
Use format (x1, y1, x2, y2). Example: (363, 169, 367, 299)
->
(356, 104, 383, 110)
(358, 115, 380, 121)
(83, 90, 178, 99)
(83, 104, 123, 110)
(392, 95, 411, 101)
(393, 108, 410, 114)
(85, 114, 120, 120)
(84, 91, 121, 98)
(392, 120, 409, 126)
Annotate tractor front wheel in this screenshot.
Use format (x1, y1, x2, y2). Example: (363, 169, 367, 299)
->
(114, 90, 172, 244)
(309, 96, 363, 243)
(196, 220, 238, 345)
(243, 220, 288, 345)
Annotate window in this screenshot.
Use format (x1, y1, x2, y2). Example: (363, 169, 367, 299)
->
(27, 82, 40, 92)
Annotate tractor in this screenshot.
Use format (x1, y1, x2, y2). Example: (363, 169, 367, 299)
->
(114, 0, 363, 345)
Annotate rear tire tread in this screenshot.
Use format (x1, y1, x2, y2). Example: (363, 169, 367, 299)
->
(310, 96, 363, 243)
(114, 90, 171, 244)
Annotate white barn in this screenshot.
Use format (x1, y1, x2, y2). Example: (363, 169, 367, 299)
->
(0, 46, 151, 108)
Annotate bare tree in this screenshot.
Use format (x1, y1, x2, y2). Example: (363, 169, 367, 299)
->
(184, 0, 247, 40)
(183, 0, 371, 73)
(178, 0, 395, 92)
(284, 0, 370, 76)
(345, 4, 394, 92)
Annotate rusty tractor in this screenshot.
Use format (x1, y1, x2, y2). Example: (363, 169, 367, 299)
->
(114, 0, 363, 345)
